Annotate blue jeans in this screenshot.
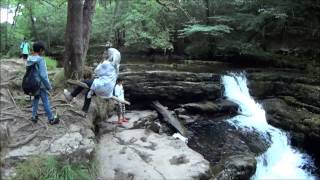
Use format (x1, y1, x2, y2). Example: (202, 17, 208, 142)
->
(32, 89, 53, 121)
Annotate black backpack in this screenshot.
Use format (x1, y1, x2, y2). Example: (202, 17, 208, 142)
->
(22, 63, 41, 96)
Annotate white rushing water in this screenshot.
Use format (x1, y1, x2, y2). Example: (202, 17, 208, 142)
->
(222, 73, 315, 180)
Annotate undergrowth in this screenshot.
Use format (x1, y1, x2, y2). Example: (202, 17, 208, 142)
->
(13, 155, 96, 180)
(44, 57, 58, 70)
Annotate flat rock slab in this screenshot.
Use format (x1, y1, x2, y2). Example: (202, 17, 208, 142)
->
(96, 129, 210, 180)
(99, 111, 158, 134)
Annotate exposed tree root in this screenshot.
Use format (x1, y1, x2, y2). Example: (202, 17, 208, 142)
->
(0, 117, 15, 121)
(8, 130, 39, 148)
(1, 106, 15, 111)
(52, 103, 73, 109)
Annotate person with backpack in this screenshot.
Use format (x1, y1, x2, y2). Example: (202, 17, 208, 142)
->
(20, 37, 30, 60)
(25, 41, 59, 125)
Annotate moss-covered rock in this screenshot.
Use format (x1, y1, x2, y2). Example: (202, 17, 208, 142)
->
(262, 98, 320, 147)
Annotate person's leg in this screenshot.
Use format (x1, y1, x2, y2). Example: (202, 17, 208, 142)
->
(121, 104, 128, 122)
(40, 89, 54, 121)
(32, 95, 40, 120)
(116, 103, 121, 124)
(82, 95, 92, 113)
(81, 80, 94, 113)
(23, 54, 28, 60)
(70, 79, 94, 97)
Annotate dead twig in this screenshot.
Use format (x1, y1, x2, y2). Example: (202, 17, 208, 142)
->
(7, 89, 21, 112)
(52, 104, 73, 109)
(8, 130, 39, 148)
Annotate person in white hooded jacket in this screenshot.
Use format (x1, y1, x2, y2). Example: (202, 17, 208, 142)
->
(64, 43, 120, 116)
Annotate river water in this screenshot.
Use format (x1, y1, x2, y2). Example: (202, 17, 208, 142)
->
(222, 73, 316, 179)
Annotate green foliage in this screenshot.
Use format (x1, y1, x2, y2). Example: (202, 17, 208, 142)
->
(1, 0, 319, 60)
(52, 68, 65, 89)
(116, 0, 172, 50)
(13, 155, 96, 180)
(44, 56, 58, 70)
(179, 24, 233, 37)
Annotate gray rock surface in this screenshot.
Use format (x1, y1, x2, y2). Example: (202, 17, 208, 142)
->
(182, 99, 239, 116)
(96, 129, 210, 180)
(212, 154, 257, 180)
(120, 71, 222, 104)
(96, 110, 159, 134)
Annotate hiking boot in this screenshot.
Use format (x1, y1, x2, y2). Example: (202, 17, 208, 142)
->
(30, 115, 39, 123)
(49, 116, 60, 125)
(63, 89, 73, 102)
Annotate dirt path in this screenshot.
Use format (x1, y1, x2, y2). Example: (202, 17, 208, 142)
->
(0, 59, 95, 179)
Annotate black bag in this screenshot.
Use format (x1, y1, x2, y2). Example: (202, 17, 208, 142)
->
(22, 63, 41, 96)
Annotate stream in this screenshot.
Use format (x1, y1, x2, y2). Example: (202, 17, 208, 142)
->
(120, 59, 319, 179)
(222, 73, 316, 179)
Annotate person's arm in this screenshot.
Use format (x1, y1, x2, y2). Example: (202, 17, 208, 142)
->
(20, 42, 23, 49)
(94, 63, 102, 76)
(38, 57, 52, 90)
(114, 85, 120, 97)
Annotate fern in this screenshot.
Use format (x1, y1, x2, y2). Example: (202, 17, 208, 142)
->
(179, 24, 233, 37)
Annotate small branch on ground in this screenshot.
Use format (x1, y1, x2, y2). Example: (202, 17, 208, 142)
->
(7, 89, 21, 112)
(52, 104, 73, 109)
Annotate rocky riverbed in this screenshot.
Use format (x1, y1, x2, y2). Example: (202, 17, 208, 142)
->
(1, 58, 319, 179)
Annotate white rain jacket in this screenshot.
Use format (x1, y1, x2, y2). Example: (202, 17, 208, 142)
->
(90, 60, 117, 98)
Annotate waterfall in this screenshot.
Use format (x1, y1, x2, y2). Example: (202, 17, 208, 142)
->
(222, 73, 315, 180)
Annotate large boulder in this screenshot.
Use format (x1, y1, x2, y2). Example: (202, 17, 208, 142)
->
(181, 99, 238, 116)
(96, 129, 211, 180)
(211, 154, 257, 180)
(120, 71, 222, 105)
(247, 71, 320, 108)
(262, 98, 320, 147)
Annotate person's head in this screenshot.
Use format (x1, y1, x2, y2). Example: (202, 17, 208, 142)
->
(105, 41, 112, 49)
(116, 78, 123, 85)
(32, 41, 46, 55)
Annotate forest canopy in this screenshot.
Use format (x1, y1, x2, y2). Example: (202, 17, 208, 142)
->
(1, 0, 319, 61)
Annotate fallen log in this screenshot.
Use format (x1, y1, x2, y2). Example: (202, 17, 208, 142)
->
(151, 101, 187, 136)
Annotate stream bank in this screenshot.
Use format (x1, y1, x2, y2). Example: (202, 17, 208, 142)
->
(1, 58, 319, 179)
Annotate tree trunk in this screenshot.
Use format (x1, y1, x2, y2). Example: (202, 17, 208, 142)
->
(107, 0, 120, 42)
(205, 0, 210, 25)
(11, 2, 21, 29)
(64, 0, 84, 80)
(27, 4, 38, 40)
(82, 0, 96, 64)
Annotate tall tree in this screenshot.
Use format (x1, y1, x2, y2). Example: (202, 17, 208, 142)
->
(64, 0, 96, 80)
